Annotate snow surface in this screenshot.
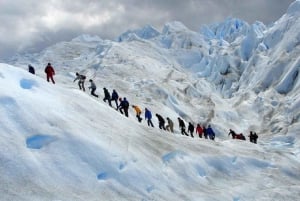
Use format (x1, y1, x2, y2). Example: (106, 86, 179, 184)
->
(1, 1, 300, 200)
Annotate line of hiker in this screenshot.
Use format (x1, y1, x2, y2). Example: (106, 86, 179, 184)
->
(29, 64, 258, 143)
(75, 71, 259, 143)
(72, 71, 218, 140)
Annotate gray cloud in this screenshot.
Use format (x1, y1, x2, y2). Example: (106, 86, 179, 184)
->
(0, 0, 294, 59)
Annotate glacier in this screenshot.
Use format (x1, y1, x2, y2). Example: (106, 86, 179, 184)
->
(1, 1, 300, 200)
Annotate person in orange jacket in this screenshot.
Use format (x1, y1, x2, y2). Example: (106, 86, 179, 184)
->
(132, 105, 142, 122)
(44, 63, 55, 84)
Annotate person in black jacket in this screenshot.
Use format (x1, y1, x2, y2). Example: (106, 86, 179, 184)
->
(156, 114, 166, 130)
(118, 97, 129, 117)
(111, 89, 119, 108)
(178, 117, 188, 136)
(249, 131, 258, 144)
(28, 64, 35, 74)
(103, 88, 112, 106)
(188, 122, 195, 138)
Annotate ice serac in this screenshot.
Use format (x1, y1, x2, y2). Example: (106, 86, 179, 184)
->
(287, 0, 300, 15)
(117, 25, 160, 42)
(240, 21, 266, 61)
(200, 18, 250, 43)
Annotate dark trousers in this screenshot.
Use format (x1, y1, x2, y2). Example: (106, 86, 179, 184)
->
(136, 114, 142, 122)
(159, 122, 166, 130)
(147, 119, 154, 127)
(46, 74, 55, 84)
(111, 98, 118, 108)
(120, 107, 129, 117)
(103, 97, 112, 106)
(188, 130, 194, 137)
(181, 127, 188, 136)
(91, 88, 98, 97)
(78, 81, 85, 91)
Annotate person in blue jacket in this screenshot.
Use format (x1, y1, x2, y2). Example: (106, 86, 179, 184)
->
(206, 125, 215, 140)
(145, 108, 154, 127)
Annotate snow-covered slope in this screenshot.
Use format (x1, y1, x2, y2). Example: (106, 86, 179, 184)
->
(1, 63, 299, 201)
(1, 1, 300, 200)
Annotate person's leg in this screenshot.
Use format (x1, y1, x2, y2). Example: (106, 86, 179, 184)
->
(50, 75, 55, 84)
(91, 89, 98, 97)
(82, 81, 85, 91)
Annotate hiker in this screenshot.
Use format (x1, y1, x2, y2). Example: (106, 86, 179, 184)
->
(188, 122, 195, 138)
(229, 129, 245, 140)
(178, 117, 188, 136)
(44, 63, 55, 84)
(206, 125, 215, 140)
(88, 79, 98, 97)
(145, 108, 154, 127)
(118, 97, 129, 117)
(203, 126, 208, 139)
(166, 117, 174, 133)
(132, 105, 142, 122)
(228, 129, 237, 139)
(73, 72, 86, 91)
(253, 132, 258, 144)
(196, 124, 203, 138)
(156, 114, 166, 130)
(103, 88, 112, 106)
(28, 64, 35, 74)
(249, 131, 258, 144)
(111, 89, 119, 108)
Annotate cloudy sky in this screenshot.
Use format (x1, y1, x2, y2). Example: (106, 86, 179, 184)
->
(0, 0, 294, 60)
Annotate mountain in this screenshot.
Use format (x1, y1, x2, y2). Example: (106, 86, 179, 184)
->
(1, 1, 300, 200)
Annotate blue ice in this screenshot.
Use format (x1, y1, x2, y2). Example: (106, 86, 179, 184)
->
(20, 79, 37, 89)
(97, 172, 109, 180)
(162, 150, 185, 163)
(26, 135, 56, 149)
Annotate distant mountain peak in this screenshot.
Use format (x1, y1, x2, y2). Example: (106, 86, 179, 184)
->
(162, 21, 189, 34)
(71, 34, 103, 43)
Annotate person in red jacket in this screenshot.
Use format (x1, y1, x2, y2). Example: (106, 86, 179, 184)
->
(196, 124, 203, 138)
(44, 63, 55, 84)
